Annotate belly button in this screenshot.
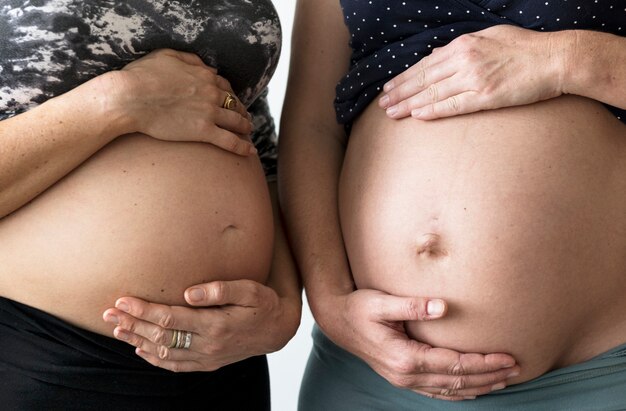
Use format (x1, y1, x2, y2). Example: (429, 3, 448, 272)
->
(416, 233, 447, 258)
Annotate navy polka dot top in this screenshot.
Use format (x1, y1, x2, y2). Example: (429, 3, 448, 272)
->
(336, 0, 626, 125)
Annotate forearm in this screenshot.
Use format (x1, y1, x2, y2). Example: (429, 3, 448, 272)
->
(277, 0, 354, 330)
(266, 181, 302, 302)
(559, 30, 626, 109)
(278, 127, 354, 321)
(0, 72, 129, 218)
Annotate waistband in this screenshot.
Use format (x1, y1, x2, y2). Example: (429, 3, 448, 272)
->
(309, 325, 626, 410)
(0, 296, 265, 397)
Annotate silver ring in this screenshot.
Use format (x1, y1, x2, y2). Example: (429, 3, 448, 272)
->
(183, 331, 192, 349)
(175, 329, 185, 349)
(169, 330, 192, 349)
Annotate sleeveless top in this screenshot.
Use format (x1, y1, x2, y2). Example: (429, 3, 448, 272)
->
(0, 0, 281, 176)
(336, 0, 626, 125)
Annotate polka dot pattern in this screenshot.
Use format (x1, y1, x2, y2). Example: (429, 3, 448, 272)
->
(335, 0, 626, 125)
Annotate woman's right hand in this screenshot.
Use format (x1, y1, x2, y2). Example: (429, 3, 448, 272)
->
(318, 289, 520, 401)
(108, 48, 256, 155)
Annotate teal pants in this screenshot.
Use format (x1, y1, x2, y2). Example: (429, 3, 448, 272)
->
(299, 326, 626, 411)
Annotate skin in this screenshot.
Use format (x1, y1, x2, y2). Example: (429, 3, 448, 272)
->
(378, 26, 626, 119)
(0, 48, 300, 370)
(277, 0, 520, 402)
(102, 182, 302, 372)
(0, 49, 255, 220)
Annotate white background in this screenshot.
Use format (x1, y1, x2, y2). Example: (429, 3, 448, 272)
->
(265, 1, 317, 411)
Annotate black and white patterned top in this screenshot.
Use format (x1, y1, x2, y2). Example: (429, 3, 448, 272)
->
(0, 0, 281, 177)
(336, 0, 626, 125)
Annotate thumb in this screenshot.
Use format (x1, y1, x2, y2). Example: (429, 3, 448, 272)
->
(184, 280, 264, 307)
(373, 295, 447, 322)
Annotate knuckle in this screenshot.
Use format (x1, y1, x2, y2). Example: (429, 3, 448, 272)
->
(448, 360, 466, 376)
(228, 136, 241, 153)
(427, 84, 439, 103)
(209, 88, 222, 104)
(210, 281, 227, 302)
(388, 374, 414, 389)
(158, 346, 170, 360)
(446, 96, 461, 113)
(404, 299, 426, 320)
(169, 362, 182, 373)
(451, 375, 467, 391)
(415, 68, 426, 88)
(158, 312, 175, 329)
(390, 357, 416, 375)
(440, 388, 458, 397)
(151, 327, 167, 345)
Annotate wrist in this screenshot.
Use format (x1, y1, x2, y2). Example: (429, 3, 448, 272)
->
(88, 70, 138, 138)
(305, 288, 350, 334)
(556, 29, 590, 97)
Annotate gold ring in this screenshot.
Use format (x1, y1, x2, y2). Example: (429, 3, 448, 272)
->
(167, 330, 179, 348)
(222, 92, 237, 110)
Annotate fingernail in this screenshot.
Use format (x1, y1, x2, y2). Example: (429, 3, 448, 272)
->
(426, 299, 445, 316)
(411, 109, 422, 118)
(507, 370, 520, 378)
(248, 145, 258, 155)
(386, 106, 398, 117)
(115, 328, 130, 341)
(491, 383, 506, 391)
(379, 95, 390, 108)
(187, 287, 205, 302)
(384, 81, 394, 92)
(104, 314, 119, 325)
(464, 396, 476, 400)
(116, 301, 130, 313)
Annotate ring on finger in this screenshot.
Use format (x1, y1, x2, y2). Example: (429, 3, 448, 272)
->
(222, 92, 237, 110)
(167, 329, 179, 348)
(168, 329, 193, 349)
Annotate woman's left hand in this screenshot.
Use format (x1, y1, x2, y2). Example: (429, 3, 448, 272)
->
(379, 25, 568, 120)
(102, 279, 301, 372)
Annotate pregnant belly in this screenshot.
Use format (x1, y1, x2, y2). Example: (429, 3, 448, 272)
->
(0, 133, 274, 335)
(339, 95, 626, 384)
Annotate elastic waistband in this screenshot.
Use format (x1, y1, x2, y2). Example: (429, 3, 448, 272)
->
(0, 296, 257, 396)
(312, 325, 626, 394)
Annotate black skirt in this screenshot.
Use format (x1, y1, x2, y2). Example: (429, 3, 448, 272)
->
(0, 297, 270, 410)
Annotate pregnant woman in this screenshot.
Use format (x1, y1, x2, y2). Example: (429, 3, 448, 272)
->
(280, 0, 626, 409)
(0, 1, 300, 409)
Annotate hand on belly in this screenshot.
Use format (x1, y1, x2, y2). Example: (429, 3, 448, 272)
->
(339, 95, 626, 384)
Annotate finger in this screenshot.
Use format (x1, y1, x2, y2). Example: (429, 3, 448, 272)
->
(204, 127, 257, 156)
(415, 344, 517, 375)
(382, 46, 451, 93)
(386, 74, 464, 119)
(120, 330, 202, 362)
(215, 77, 249, 118)
(105, 308, 187, 347)
(213, 106, 253, 136)
(380, 60, 456, 110)
(415, 378, 506, 399)
(411, 91, 482, 120)
(413, 366, 519, 395)
(135, 348, 206, 372)
(113, 297, 201, 332)
(412, 389, 467, 401)
(185, 279, 268, 307)
(371, 295, 447, 322)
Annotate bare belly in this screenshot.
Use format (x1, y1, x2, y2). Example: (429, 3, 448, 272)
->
(339, 95, 626, 384)
(0, 133, 274, 335)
